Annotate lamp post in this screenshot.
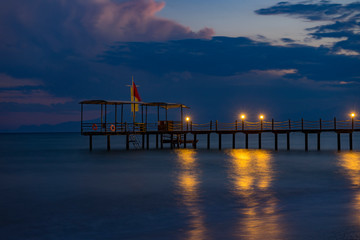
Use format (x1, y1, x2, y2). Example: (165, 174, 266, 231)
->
(186, 117, 190, 131)
(259, 115, 264, 130)
(241, 114, 246, 131)
(351, 113, 356, 130)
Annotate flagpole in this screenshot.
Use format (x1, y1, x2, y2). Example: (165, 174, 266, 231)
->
(132, 76, 135, 125)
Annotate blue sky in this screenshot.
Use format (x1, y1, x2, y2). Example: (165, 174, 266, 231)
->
(1, 0, 360, 131)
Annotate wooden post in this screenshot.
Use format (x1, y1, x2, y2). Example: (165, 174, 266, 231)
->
(242, 119, 244, 131)
(160, 134, 163, 149)
(334, 117, 336, 130)
(287, 132, 290, 150)
(317, 133, 321, 151)
(121, 104, 124, 130)
(305, 132, 308, 151)
(157, 105, 160, 122)
(301, 118, 304, 131)
(115, 104, 117, 133)
(245, 133, 249, 149)
(337, 133, 341, 151)
(170, 133, 174, 149)
(352, 118, 355, 130)
(190, 121, 193, 131)
(146, 133, 149, 150)
(142, 134, 145, 149)
(184, 134, 187, 148)
(104, 104, 107, 133)
(156, 134, 159, 149)
(181, 106, 183, 131)
(141, 105, 144, 123)
(81, 104, 83, 134)
(288, 119, 291, 130)
(210, 121, 212, 131)
(232, 133, 236, 149)
(126, 134, 129, 150)
(350, 133, 353, 150)
(272, 119, 274, 131)
(258, 133, 262, 149)
(107, 135, 110, 151)
(320, 118, 322, 130)
(235, 120, 238, 131)
(219, 134, 222, 150)
(260, 120, 263, 131)
(274, 133, 278, 151)
(207, 133, 210, 149)
(193, 134, 197, 149)
(216, 120, 218, 131)
(89, 135, 92, 151)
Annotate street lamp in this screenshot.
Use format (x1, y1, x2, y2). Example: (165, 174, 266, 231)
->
(350, 112, 356, 129)
(240, 114, 246, 130)
(259, 114, 264, 130)
(186, 116, 190, 131)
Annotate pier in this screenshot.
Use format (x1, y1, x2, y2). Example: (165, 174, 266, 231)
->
(80, 100, 359, 151)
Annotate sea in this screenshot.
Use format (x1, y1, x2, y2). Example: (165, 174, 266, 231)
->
(2, 132, 360, 240)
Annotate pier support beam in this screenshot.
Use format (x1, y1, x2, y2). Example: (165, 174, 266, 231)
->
(274, 133, 278, 151)
(350, 133, 353, 151)
(337, 133, 341, 151)
(219, 134, 222, 150)
(142, 134, 145, 150)
(207, 133, 210, 149)
(156, 134, 159, 149)
(287, 133, 290, 151)
(258, 133, 262, 149)
(305, 133, 308, 151)
(146, 133, 149, 150)
(107, 135, 111, 151)
(170, 133, 174, 149)
(232, 133, 236, 149)
(193, 134, 197, 149)
(89, 135, 92, 151)
(317, 133, 321, 151)
(160, 134, 163, 149)
(245, 134, 249, 149)
(184, 134, 187, 148)
(126, 134, 129, 150)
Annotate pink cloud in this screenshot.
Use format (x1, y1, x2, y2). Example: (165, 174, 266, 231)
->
(0, 74, 43, 88)
(0, 0, 214, 53)
(0, 90, 72, 105)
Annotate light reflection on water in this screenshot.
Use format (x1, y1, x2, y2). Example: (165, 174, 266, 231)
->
(338, 152, 360, 225)
(226, 149, 284, 240)
(175, 149, 207, 240)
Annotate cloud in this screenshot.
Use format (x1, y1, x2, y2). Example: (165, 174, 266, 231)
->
(0, 0, 214, 55)
(0, 90, 72, 106)
(0, 74, 43, 88)
(255, 1, 360, 54)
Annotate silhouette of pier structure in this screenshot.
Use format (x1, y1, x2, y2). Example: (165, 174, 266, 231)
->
(80, 100, 359, 151)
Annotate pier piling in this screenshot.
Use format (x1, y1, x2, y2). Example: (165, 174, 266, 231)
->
(232, 133, 236, 149)
(305, 133, 308, 151)
(107, 135, 111, 151)
(274, 133, 278, 151)
(258, 133, 262, 149)
(245, 134, 249, 149)
(219, 134, 222, 150)
(350, 133, 353, 150)
(89, 135, 92, 151)
(337, 133, 341, 151)
(317, 133, 321, 151)
(287, 132, 290, 150)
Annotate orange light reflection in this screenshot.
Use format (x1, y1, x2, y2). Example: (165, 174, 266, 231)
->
(175, 149, 207, 240)
(226, 149, 283, 240)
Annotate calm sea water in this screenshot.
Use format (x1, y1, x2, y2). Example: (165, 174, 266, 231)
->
(2, 133, 360, 239)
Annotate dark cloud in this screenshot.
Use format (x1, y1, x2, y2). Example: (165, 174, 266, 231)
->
(256, 1, 360, 54)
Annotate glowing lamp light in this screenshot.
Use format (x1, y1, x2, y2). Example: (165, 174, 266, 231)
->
(185, 117, 190, 122)
(240, 114, 246, 120)
(350, 113, 356, 118)
(259, 115, 264, 120)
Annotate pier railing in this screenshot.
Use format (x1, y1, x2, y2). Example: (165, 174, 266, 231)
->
(81, 118, 360, 134)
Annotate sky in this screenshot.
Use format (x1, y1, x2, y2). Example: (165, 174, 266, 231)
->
(1, 0, 360, 131)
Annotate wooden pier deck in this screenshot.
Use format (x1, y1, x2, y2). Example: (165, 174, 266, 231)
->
(81, 118, 360, 151)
